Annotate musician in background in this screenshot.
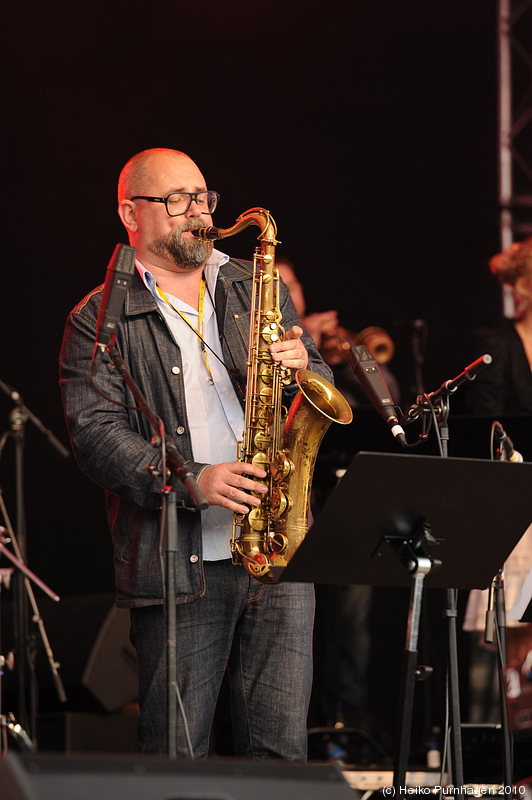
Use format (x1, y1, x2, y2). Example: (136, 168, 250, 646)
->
(277, 258, 401, 408)
(463, 237, 532, 717)
(275, 258, 339, 349)
(465, 236, 532, 415)
(59, 148, 333, 759)
(276, 257, 401, 736)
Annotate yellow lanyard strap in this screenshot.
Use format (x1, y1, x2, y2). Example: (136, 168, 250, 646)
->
(156, 279, 213, 382)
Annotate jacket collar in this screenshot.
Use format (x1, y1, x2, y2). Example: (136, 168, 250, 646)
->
(124, 269, 159, 316)
(124, 258, 251, 317)
(215, 258, 251, 282)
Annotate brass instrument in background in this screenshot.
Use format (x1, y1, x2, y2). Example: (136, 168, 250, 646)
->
(355, 326, 394, 364)
(196, 208, 353, 584)
(321, 324, 395, 367)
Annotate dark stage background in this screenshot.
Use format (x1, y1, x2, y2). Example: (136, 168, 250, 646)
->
(0, 0, 521, 760)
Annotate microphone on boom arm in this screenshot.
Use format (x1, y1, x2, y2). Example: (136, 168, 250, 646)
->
(349, 345, 407, 445)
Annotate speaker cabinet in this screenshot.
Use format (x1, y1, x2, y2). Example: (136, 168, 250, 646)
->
(30, 593, 138, 713)
(0, 753, 357, 800)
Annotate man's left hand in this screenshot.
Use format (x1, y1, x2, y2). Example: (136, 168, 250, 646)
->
(270, 325, 309, 377)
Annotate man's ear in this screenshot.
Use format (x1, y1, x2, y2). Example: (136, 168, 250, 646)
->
(118, 199, 138, 232)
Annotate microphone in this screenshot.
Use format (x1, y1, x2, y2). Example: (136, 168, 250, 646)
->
(493, 421, 523, 463)
(349, 345, 407, 445)
(93, 243, 136, 370)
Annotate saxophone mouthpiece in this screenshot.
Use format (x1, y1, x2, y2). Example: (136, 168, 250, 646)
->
(194, 226, 223, 241)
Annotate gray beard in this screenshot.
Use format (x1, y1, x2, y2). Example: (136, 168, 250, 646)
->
(148, 225, 214, 270)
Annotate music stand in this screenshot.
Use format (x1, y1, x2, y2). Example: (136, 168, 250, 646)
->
(271, 452, 532, 788)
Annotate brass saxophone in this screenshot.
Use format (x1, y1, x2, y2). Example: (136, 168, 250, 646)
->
(196, 208, 353, 584)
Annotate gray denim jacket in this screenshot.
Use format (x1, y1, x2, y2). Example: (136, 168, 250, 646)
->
(59, 258, 333, 607)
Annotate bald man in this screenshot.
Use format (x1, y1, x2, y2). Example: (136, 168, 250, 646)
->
(60, 148, 333, 759)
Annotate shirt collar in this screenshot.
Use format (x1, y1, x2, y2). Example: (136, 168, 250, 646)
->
(136, 248, 230, 299)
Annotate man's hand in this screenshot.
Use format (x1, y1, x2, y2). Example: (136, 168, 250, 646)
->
(198, 461, 268, 514)
(301, 310, 339, 349)
(270, 325, 309, 378)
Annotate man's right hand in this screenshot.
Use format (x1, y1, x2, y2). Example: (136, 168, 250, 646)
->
(198, 461, 268, 514)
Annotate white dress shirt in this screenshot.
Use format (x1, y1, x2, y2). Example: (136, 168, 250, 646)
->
(137, 250, 245, 560)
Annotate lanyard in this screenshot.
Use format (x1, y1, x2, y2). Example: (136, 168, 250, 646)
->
(156, 278, 213, 383)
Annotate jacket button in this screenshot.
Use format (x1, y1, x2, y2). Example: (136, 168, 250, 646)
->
(171, 366, 180, 375)
(190, 554, 199, 563)
(176, 426, 185, 435)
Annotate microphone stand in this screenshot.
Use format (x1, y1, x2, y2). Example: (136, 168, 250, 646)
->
(403, 354, 493, 458)
(481, 426, 516, 788)
(484, 569, 513, 786)
(0, 495, 66, 703)
(400, 354, 494, 786)
(105, 344, 208, 758)
(411, 320, 428, 398)
(0, 534, 60, 756)
(0, 378, 69, 744)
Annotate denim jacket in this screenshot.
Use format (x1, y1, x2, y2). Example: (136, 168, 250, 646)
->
(59, 257, 333, 607)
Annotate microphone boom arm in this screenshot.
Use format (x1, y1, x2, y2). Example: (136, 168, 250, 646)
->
(403, 354, 493, 424)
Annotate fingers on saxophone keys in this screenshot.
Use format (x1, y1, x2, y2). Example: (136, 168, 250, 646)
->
(226, 483, 266, 512)
(228, 496, 257, 515)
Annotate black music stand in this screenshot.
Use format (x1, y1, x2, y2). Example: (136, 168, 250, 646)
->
(271, 452, 532, 788)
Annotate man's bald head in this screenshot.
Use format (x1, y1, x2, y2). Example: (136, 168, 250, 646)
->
(117, 148, 193, 205)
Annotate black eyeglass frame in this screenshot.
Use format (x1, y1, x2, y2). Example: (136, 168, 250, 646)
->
(130, 190, 220, 217)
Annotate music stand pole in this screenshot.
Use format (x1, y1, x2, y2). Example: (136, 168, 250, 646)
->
(393, 556, 433, 791)
(444, 587, 463, 785)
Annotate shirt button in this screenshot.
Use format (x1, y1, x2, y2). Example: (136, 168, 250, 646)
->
(176, 426, 185, 435)
(171, 366, 180, 375)
(190, 554, 199, 563)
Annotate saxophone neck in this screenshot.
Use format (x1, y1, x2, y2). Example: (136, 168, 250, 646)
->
(195, 207, 279, 245)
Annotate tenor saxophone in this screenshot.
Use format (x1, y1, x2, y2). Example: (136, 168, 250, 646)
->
(196, 208, 353, 584)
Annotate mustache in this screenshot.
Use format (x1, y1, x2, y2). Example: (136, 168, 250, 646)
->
(181, 219, 210, 233)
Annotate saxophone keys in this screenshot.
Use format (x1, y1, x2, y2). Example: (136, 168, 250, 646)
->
(248, 506, 268, 532)
(253, 430, 271, 450)
(251, 451, 270, 469)
(270, 532, 288, 555)
(270, 486, 292, 519)
(259, 386, 273, 405)
(259, 365, 274, 385)
(261, 322, 279, 342)
(271, 450, 293, 481)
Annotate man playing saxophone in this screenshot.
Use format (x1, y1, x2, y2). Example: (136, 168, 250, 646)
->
(59, 148, 333, 759)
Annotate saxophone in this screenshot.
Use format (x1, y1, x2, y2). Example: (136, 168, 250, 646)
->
(196, 208, 353, 584)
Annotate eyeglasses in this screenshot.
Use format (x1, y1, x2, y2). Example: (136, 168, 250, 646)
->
(130, 190, 220, 217)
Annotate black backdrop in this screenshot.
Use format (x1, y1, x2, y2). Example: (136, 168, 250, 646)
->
(0, 0, 513, 752)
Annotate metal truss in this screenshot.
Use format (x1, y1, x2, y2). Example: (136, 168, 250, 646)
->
(498, 0, 532, 247)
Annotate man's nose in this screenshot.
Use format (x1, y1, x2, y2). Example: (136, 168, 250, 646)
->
(185, 198, 203, 216)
